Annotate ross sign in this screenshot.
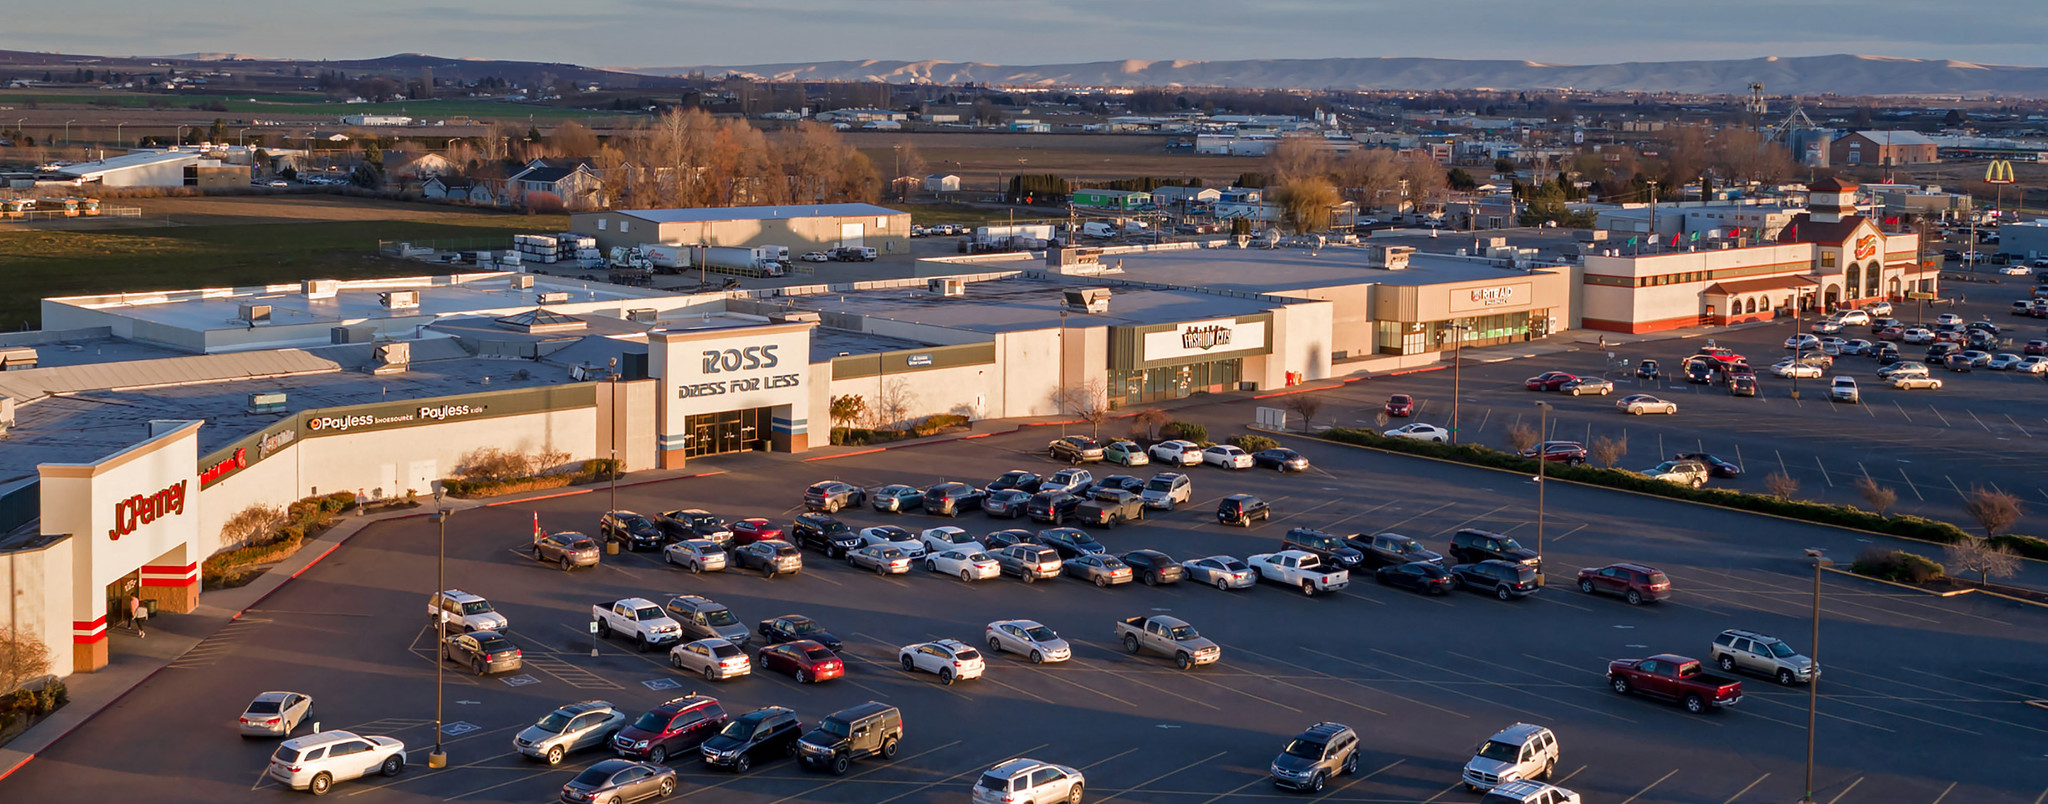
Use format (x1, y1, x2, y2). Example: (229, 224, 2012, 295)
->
(1853, 234, 1878, 261)
(109, 480, 188, 541)
(1139, 318, 1268, 363)
(199, 448, 247, 487)
(1448, 282, 1533, 314)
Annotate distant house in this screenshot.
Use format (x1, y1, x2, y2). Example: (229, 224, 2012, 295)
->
(1072, 188, 1152, 210)
(387, 152, 455, 182)
(505, 160, 605, 210)
(1151, 186, 1222, 206)
(422, 175, 502, 206)
(1830, 131, 1939, 166)
(923, 174, 961, 193)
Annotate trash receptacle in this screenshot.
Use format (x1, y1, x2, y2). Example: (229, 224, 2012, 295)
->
(605, 540, 620, 556)
(143, 599, 160, 616)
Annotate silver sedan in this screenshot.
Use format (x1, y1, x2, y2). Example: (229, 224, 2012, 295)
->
(1181, 555, 1256, 590)
(669, 637, 751, 681)
(238, 690, 313, 737)
(984, 619, 1072, 663)
(848, 544, 912, 575)
(663, 539, 726, 573)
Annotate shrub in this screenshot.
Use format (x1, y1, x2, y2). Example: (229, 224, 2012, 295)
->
(1989, 534, 2048, 561)
(1228, 434, 1280, 453)
(1162, 420, 1208, 444)
(911, 414, 970, 437)
(1851, 547, 1945, 584)
(457, 447, 535, 482)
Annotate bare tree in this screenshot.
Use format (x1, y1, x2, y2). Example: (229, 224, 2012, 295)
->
(1052, 380, 1110, 438)
(1590, 435, 1627, 469)
(1333, 148, 1404, 211)
(1275, 177, 1340, 234)
(0, 626, 52, 694)
(218, 504, 288, 547)
(1764, 472, 1800, 501)
(1504, 422, 1540, 455)
(1132, 408, 1171, 441)
(547, 121, 601, 158)
(1284, 394, 1324, 434)
(1855, 476, 1898, 518)
(1944, 537, 2020, 585)
(1963, 488, 2023, 538)
(1266, 137, 1335, 184)
(873, 379, 915, 430)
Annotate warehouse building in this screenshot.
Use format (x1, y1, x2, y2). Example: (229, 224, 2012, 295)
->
(570, 204, 912, 256)
(52, 148, 251, 188)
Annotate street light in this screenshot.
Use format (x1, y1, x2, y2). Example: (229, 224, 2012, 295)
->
(115, 122, 126, 148)
(1532, 401, 1551, 556)
(429, 485, 449, 769)
(238, 127, 250, 148)
(608, 357, 620, 519)
(63, 119, 76, 146)
(1800, 547, 1833, 804)
(1448, 323, 1471, 444)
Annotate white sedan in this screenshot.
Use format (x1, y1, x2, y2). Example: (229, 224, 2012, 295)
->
(1785, 334, 1821, 350)
(984, 619, 1072, 664)
(1936, 313, 1963, 326)
(800, 251, 831, 262)
(1809, 320, 1842, 334)
(926, 548, 1000, 581)
(2016, 356, 2048, 374)
(1148, 440, 1205, 465)
(1835, 310, 1872, 325)
(858, 526, 925, 558)
(1615, 394, 1678, 415)
(898, 639, 985, 685)
(1383, 423, 1450, 442)
(1771, 360, 1824, 379)
(239, 691, 314, 737)
(2001, 265, 2032, 275)
(920, 526, 981, 555)
(1901, 328, 1935, 344)
(1985, 353, 2025, 371)
(1200, 444, 1254, 469)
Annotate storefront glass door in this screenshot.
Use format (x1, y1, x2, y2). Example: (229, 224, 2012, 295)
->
(683, 408, 770, 458)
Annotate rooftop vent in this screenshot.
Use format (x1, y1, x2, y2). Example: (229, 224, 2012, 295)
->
(1063, 287, 1111, 314)
(1368, 244, 1414, 271)
(238, 303, 273, 324)
(0, 347, 38, 371)
(928, 278, 966, 297)
(369, 341, 411, 375)
(378, 290, 419, 310)
(536, 291, 571, 304)
(509, 274, 535, 290)
(302, 279, 340, 299)
(330, 325, 376, 344)
(247, 392, 287, 414)
(626, 308, 657, 324)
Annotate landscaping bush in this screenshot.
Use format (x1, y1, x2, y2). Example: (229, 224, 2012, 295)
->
(1228, 434, 1280, 453)
(1990, 534, 2048, 561)
(1162, 420, 1209, 445)
(442, 460, 616, 499)
(1851, 547, 1946, 584)
(910, 414, 971, 437)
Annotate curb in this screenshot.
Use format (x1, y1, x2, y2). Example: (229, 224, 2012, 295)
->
(1820, 566, 2048, 610)
(1283, 427, 2048, 576)
(2027, 700, 2048, 711)
(802, 420, 1084, 462)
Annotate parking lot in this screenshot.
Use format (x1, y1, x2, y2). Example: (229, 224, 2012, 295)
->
(6, 417, 2044, 803)
(1320, 293, 2048, 526)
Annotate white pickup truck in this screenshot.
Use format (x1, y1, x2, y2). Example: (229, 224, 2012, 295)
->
(1247, 550, 1350, 596)
(591, 598, 685, 651)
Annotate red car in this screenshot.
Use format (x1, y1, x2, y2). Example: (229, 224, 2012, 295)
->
(1520, 441, 1588, 464)
(1575, 562, 1671, 605)
(1694, 346, 1746, 365)
(1524, 371, 1579, 391)
(612, 694, 728, 764)
(729, 518, 784, 546)
(2026, 339, 2048, 356)
(757, 640, 842, 684)
(1384, 394, 1414, 417)
(1876, 326, 1904, 341)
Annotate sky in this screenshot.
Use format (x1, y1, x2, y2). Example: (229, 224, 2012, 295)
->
(6, 0, 2044, 69)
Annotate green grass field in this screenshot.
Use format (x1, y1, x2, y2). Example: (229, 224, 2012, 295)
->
(0, 90, 627, 120)
(0, 213, 567, 330)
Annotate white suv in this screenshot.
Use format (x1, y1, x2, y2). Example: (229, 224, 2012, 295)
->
(267, 730, 406, 795)
(1481, 780, 1583, 804)
(1140, 472, 1192, 510)
(1828, 376, 1860, 403)
(898, 638, 985, 685)
(1462, 723, 1560, 791)
(972, 758, 1086, 804)
(428, 589, 508, 633)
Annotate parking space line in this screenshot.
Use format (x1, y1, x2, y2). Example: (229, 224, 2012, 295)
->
(1086, 662, 1224, 711)
(1373, 501, 1459, 531)
(869, 743, 1053, 804)
(1740, 693, 1895, 733)
(1823, 776, 1864, 804)
(1617, 768, 1679, 804)
(1814, 456, 1834, 487)
(1894, 666, 2043, 701)
(1893, 400, 1914, 422)
(1441, 650, 1637, 723)
(2035, 781, 2048, 804)
(1273, 652, 1466, 718)
(1548, 523, 1589, 542)
(1930, 780, 1959, 804)
(1201, 775, 1284, 804)
(1721, 772, 1770, 803)
(744, 740, 967, 804)
(1436, 503, 1515, 535)
(2006, 414, 2032, 438)
(1823, 694, 1984, 735)
(440, 766, 576, 801)
(1899, 467, 1925, 500)
(1366, 648, 1556, 722)
(1268, 498, 1345, 527)
(1093, 750, 1229, 803)
(1929, 405, 1951, 427)
(1421, 780, 1468, 803)
(1968, 409, 1993, 432)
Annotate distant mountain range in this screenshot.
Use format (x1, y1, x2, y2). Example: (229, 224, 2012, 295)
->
(624, 54, 2048, 97)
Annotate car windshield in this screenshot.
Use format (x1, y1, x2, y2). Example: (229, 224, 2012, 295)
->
(572, 766, 614, 785)
(1496, 537, 1525, 551)
(1477, 740, 1520, 762)
(977, 774, 1010, 791)
(634, 606, 662, 620)
(460, 600, 494, 615)
(1282, 739, 1326, 760)
(474, 636, 511, 653)
(709, 643, 742, 658)
(1764, 640, 1797, 658)
(1023, 625, 1057, 641)
(1220, 558, 1248, 571)
(1146, 478, 1174, 491)
(704, 609, 738, 627)
(882, 530, 913, 542)
(1391, 540, 1419, 553)
(785, 619, 819, 635)
(567, 538, 596, 550)
(1099, 556, 1126, 569)
(632, 710, 671, 731)
(819, 718, 851, 738)
(1071, 532, 1100, 546)
(966, 552, 993, 562)
(533, 711, 573, 733)
(803, 647, 835, 661)
(247, 700, 282, 714)
(1167, 625, 1198, 640)
(718, 718, 758, 739)
(773, 545, 799, 557)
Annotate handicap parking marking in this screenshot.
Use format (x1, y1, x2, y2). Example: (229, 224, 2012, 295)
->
(441, 721, 481, 736)
(501, 674, 540, 687)
(641, 677, 683, 691)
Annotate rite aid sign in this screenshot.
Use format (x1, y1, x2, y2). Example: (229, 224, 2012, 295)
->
(1449, 282, 1533, 313)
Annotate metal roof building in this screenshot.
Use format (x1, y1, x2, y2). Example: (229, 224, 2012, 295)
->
(570, 204, 912, 257)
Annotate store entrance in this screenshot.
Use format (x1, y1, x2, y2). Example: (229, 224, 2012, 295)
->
(105, 572, 144, 638)
(684, 407, 770, 458)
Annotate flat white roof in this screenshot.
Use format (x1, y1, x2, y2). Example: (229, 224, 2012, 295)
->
(49, 273, 678, 333)
(614, 204, 906, 224)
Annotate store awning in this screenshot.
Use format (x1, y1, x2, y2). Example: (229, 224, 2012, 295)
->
(1704, 275, 1821, 296)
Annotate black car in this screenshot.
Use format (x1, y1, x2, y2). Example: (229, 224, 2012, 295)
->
(757, 614, 843, 653)
(789, 513, 861, 558)
(1635, 359, 1660, 380)
(987, 470, 1043, 495)
(1253, 448, 1310, 472)
(1281, 528, 1366, 570)
(1217, 494, 1271, 527)
(1671, 452, 1742, 478)
(1375, 562, 1456, 595)
(1345, 532, 1444, 568)
(979, 489, 1032, 519)
(600, 510, 666, 551)
(1874, 344, 1901, 365)
(1728, 375, 1757, 397)
(1038, 527, 1106, 559)
(1683, 360, 1714, 384)
(1026, 491, 1081, 525)
(657, 509, 733, 546)
(983, 529, 1040, 550)
(1448, 528, 1540, 568)
(923, 482, 985, 517)
(1088, 475, 1146, 496)
(700, 706, 804, 773)
(1450, 559, 1541, 600)
(1943, 354, 1974, 372)
(1119, 549, 1182, 585)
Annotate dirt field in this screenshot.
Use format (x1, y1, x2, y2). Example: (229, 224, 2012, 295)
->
(114, 194, 548, 226)
(846, 132, 1256, 192)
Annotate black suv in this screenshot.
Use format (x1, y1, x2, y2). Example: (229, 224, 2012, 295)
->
(987, 470, 1043, 495)
(1347, 532, 1444, 568)
(600, 510, 666, 551)
(1451, 559, 1542, 600)
(1449, 528, 1540, 568)
(1026, 491, 1081, 525)
(1683, 360, 1713, 384)
(700, 705, 803, 773)
(1269, 721, 1360, 792)
(1282, 528, 1366, 570)
(1217, 494, 1271, 527)
(790, 513, 861, 558)
(923, 482, 986, 517)
(658, 509, 733, 547)
(797, 701, 902, 775)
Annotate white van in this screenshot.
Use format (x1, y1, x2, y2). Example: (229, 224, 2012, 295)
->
(1829, 376, 1860, 403)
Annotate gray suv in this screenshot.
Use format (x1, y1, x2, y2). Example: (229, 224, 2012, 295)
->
(1710, 629, 1818, 686)
(1269, 721, 1359, 792)
(665, 595, 751, 646)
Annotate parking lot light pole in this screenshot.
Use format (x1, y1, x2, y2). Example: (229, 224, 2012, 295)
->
(608, 358, 619, 518)
(1533, 401, 1551, 555)
(1449, 323, 1471, 444)
(429, 486, 448, 769)
(1801, 547, 1833, 804)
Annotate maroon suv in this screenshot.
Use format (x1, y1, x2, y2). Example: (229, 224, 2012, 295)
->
(1575, 562, 1671, 605)
(1520, 441, 1588, 465)
(612, 694, 728, 764)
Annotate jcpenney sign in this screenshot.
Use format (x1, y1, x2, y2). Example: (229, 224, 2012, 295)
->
(109, 480, 187, 541)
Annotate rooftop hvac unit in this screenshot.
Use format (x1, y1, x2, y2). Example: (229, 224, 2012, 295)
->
(238, 303, 273, 324)
(302, 279, 340, 299)
(330, 325, 376, 344)
(1369, 245, 1414, 271)
(626, 308, 658, 323)
(378, 290, 419, 310)
(536, 291, 571, 304)
(1062, 287, 1111, 314)
(0, 396, 14, 435)
(774, 311, 821, 324)
(509, 274, 535, 290)
(928, 278, 966, 297)
(369, 341, 411, 375)
(0, 346, 38, 371)
(247, 391, 287, 414)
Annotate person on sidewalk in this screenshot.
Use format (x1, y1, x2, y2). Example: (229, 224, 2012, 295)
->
(129, 593, 149, 638)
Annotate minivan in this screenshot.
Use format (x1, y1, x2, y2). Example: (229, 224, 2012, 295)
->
(797, 701, 902, 775)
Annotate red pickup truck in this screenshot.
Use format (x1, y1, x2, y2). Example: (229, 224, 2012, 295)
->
(1607, 654, 1743, 713)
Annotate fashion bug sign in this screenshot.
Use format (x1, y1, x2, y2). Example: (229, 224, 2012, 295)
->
(1140, 318, 1268, 363)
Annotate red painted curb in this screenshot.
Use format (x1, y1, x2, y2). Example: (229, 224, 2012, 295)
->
(0, 752, 33, 782)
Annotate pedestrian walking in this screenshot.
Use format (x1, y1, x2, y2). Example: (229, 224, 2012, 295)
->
(129, 593, 149, 638)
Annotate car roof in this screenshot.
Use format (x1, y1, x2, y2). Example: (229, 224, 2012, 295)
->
(1721, 628, 1780, 642)
(556, 700, 616, 715)
(1489, 722, 1551, 743)
(1608, 562, 1661, 574)
(828, 700, 898, 721)
(281, 730, 365, 749)
(669, 595, 721, 609)
(436, 589, 484, 602)
(1647, 653, 1696, 664)
(252, 691, 298, 703)
(989, 758, 1061, 778)
(1297, 721, 1354, 740)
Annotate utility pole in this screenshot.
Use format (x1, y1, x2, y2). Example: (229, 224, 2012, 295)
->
(429, 486, 448, 769)
(1449, 323, 1470, 444)
(1800, 548, 1833, 804)
(1533, 401, 1551, 555)
(608, 357, 620, 515)
(1058, 308, 1069, 437)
